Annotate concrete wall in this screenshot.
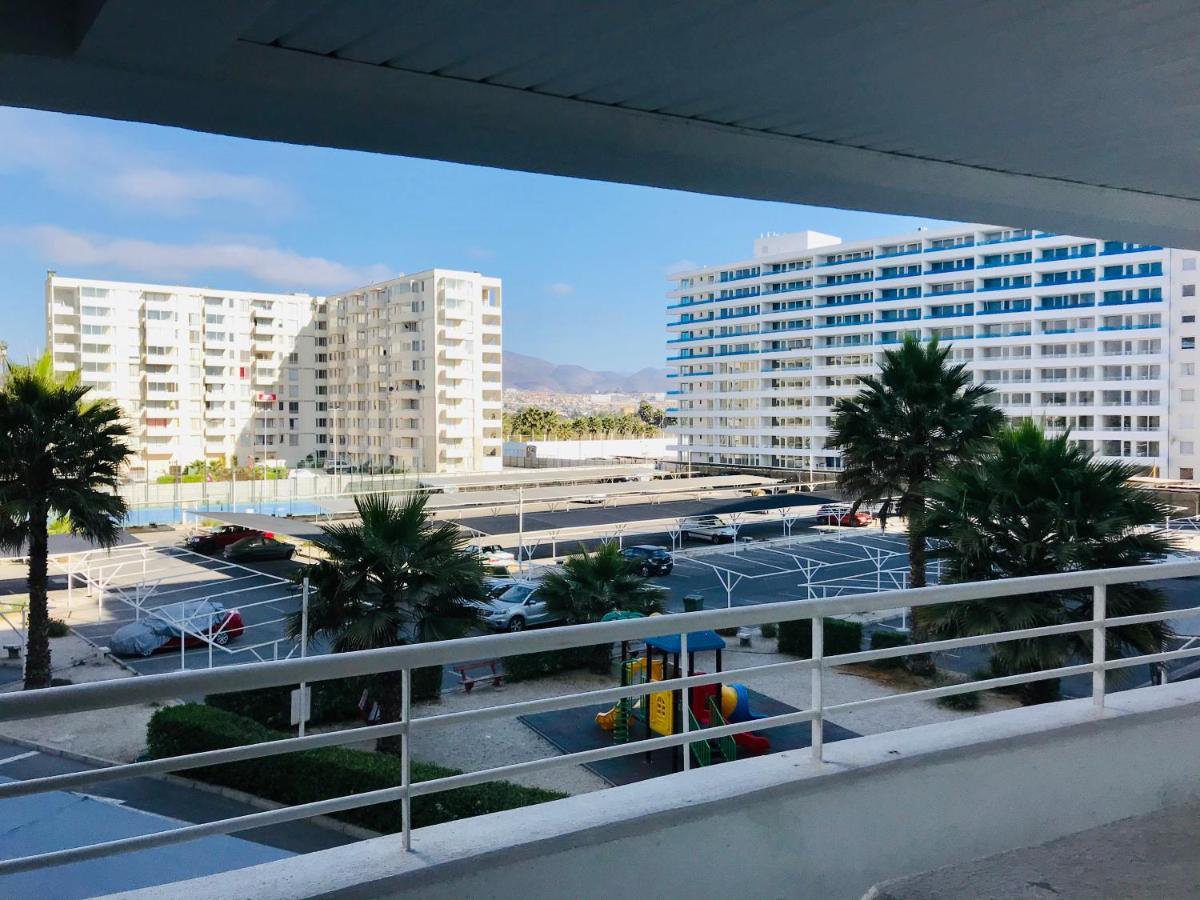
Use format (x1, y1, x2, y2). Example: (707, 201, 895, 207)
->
(113, 682, 1200, 900)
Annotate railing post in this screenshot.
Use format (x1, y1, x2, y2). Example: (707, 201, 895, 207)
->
(1093, 582, 1107, 709)
(298, 577, 309, 739)
(680, 631, 690, 772)
(811, 616, 824, 761)
(401, 666, 412, 851)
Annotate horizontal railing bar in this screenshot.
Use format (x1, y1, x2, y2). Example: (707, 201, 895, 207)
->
(0, 701, 817, 875)
(828, 620, 1097, 666)
(1101, 603, 1200, 628)
(5, 560, 1200, 723)
(408, 708, 820, 798)
(0, 719, 411, 801)
(409, 657, 818, 733)
(826, 662, 1099, 714)
(1101, 644, 1200, 671)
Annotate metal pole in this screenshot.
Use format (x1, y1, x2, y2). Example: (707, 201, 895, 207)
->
(180, 608, 187, 671)
(401, 666, 412, 851)
(811, 616, 824, 761)
(1092, 583, 1106, 709)
(680, 630, 690, 772)
(517, 486, 525, 573)
(299, 577, 310, 738)
(208, 611, 214, 669)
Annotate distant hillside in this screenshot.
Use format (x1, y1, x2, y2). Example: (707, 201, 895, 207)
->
(503, 351, 669, 393)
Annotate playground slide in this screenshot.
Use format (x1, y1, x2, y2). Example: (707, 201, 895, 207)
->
(595, 706, 618, 731)
(732, 731, 770, 754)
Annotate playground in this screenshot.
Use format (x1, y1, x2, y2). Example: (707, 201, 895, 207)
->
(520, 628, 859, 785)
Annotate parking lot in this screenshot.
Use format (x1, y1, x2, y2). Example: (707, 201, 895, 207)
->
(45, 543, 317, 676)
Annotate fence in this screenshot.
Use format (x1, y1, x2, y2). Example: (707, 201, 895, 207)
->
(0, 558, 1199, 878)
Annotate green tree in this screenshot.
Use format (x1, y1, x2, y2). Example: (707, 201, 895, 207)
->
(289, 493, 485, 752)
(831, 335, 1002, 588)
(830, 336, 1003, 667)
(922, 421, 1175, 703)
(0, 354, 131, 689)
(539, 542, 666, 625)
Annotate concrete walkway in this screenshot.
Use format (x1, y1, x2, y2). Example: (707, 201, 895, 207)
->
(867, 798, 1200, 900)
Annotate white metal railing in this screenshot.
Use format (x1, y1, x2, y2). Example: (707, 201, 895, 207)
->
(1, 559, 1200, 878)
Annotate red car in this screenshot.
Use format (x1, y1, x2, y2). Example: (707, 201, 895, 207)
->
(185, 525, 264, 555)
(815, 505, 872, 527)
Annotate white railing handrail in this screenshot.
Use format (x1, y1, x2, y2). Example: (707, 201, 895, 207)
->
(2, 557, 1198, 723)
(2, 558, 1200, 880)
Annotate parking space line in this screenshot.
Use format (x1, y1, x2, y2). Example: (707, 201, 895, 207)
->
(0, 750, 38, 766)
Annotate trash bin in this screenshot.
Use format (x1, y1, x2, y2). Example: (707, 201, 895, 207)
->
(683, 592, 705, 613)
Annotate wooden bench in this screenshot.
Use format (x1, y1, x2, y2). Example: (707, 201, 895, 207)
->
(453, 660, 504, 693)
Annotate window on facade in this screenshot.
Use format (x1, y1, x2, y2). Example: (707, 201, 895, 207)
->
(1185, 285, 1196, 297)
(1185, 338, 1197, 350)
(1185, 259, 1198, 272)
(1182, 389, 1196, 401)
(1185, 315, 1197, 324)
(1183, 468, 1196, 480)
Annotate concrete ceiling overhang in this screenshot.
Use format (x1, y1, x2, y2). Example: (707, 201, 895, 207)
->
(4, 0, 1200, 246)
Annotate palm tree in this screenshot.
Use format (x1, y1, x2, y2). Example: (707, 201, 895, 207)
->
(0, 354, 130, 690)
(540, 542, 666, 625)
(289, 493, 485, 752)
(922, 421, 1175, 703)
(830, 335, 1003, 655)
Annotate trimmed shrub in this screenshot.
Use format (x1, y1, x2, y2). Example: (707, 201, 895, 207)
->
(777, 618, 863, 658)
(147, 704, 564, 833)
(47, 618, 70, 638)
(503, 644, 612, 681)
(207, 666, 443, 730)
(868, 629, 910, 669)
(759, 622, 778, 640)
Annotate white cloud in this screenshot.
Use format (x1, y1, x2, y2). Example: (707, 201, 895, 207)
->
(3, 225, 391, 291)
(546, 281, 574, 296)
(0, 107, 294, 215)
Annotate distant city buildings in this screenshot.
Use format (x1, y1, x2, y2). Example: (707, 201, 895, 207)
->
(45, 268, 502, 478)
(667, 225, 1196, 479)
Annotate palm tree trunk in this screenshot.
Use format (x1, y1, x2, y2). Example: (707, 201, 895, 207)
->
(24, 506, 51, 690)
(905, 524, 936, 676)
(374, 669, 405, 755)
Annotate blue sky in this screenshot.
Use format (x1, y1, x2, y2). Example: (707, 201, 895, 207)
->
(0, 106, 950, 372)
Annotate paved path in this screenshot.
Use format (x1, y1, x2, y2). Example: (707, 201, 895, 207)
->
(0, 738, 354, 855)
(867, 798, 1200, 899)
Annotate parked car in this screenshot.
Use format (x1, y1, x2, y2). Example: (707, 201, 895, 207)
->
(679, 515, 737, 543)
(110, 599, 244, 657)
(815, 504, 872, 527)
(467, 545, 517, 573)
(184, 525, 263, 555)
(222, 535, 297, 561)
(576, 493, 607, 504)
(621, 545, 674, 576)
(479, 582, 562, 632)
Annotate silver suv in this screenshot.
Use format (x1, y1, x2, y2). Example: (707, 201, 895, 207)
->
(480, 582, 563, 632)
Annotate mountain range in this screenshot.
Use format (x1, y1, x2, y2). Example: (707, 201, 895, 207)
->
(502, 351, 669, 393)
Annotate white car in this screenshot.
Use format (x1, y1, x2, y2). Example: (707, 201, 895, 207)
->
(468, 544, 517, 572)
(679, 515, 737, 543)
(576, 494, 607, 504)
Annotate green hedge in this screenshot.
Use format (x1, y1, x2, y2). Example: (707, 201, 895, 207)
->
(503, 644, 612, 681)
(777, 618, 863, 658)
(207, 667, 443, 730)
(868, 629, 910, 669)
(147, 704, 564, 833)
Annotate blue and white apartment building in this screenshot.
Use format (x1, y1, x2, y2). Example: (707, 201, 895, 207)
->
(666, 225, 1200, 479)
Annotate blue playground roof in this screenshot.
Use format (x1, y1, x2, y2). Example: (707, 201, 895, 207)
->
(644, 630, 727, 654)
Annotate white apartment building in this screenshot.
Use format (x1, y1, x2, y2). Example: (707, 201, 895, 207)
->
(45, 268, 503, 478)
(324, 270, 503, 474)
(666, 226, 1200, 480)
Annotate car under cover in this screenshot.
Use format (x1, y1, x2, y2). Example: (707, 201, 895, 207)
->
(110, 599, 229, 656)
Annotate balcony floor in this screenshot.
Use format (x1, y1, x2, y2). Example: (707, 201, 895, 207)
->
(869, 797, 1200, 899)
